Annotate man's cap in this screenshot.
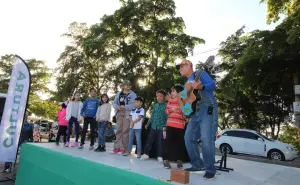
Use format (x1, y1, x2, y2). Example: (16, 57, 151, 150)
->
(123, 80, 132, 85)
(176, 59, 192, 69)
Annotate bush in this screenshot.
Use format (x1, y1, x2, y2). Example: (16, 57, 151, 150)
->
(278, 125, 300, 151)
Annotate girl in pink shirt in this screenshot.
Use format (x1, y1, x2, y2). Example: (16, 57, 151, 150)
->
(56, 102, 68, 145)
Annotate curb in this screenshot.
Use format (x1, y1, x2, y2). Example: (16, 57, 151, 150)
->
(216, 153, 300, 168)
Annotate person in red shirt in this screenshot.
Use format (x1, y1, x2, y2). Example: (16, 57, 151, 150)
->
(163, 85, 189, 169)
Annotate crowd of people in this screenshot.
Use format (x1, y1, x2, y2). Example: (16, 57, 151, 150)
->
(56, 92, 115, 150)
(53, 59, 218, 180)
(3, 59, 218, 181)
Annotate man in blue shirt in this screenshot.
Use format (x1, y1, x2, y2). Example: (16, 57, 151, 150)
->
(79, 88, 99, 150)
(177, 59, 218, 180)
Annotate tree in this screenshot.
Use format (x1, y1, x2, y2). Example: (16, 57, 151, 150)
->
(261, 0, 300, 23)
(216, 22, 300, 138)
(57, 0, 203, 109)
(0, 54, 59, 120)
(262, 0, 300, 45)
(55, 22, 110, 100)
(0, 54, 51, 93)
(29, 94, 60, 120)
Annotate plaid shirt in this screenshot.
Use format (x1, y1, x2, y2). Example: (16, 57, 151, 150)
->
(147, 102, 168, 130)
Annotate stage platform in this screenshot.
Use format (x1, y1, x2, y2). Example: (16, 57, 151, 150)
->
(15, 142, 300, 185)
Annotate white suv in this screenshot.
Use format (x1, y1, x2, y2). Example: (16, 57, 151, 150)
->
(215, 129, 298, 161)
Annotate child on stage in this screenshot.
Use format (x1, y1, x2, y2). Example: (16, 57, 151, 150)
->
(140, 90, 168, 162)
(104, 122, 115, 142)
(79, 88, 99, 150)
(123, 96, 145, 158)
(56, 102, 68, 145)
(95, 94, 112, 152)
(163, 85, 189, 169)
(65, 92, 83, 147)
(112, 80, 137, 155)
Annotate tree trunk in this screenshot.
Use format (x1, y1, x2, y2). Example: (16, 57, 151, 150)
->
(270, 125, 275, 139)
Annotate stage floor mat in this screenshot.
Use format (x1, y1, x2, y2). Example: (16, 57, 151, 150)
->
(15, 142, 300, 185)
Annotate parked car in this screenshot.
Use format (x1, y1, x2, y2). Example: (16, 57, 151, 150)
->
(39, 123, 49, 132)
(52, 122, 58, 129)
(215, 129, 298, 161)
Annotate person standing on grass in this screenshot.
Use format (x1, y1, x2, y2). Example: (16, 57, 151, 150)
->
(95, 94, 112, 152)
(140, 90, 168, 163)
(79, 88, 99, 150)
(112, 80, 137, 155)
(65, 92, 83, 147)
(56, 102, 68, 145)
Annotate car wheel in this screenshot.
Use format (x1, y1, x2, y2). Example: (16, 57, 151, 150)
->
(268, 149, 285, 161)
(220, 144, 233, 154)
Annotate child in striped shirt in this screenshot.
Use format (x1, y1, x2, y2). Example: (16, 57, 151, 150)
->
(163, 85, 189, 169)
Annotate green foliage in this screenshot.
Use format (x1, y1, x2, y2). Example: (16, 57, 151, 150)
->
(29, 94, 60, 120)
(0, 54, 51, 93)
(217, 14, 300, 138)
(261, 0, 300, 23)
(0, 54, 58, 120)
(279, 125, 300, 151)
(56, 0, 203, 109)
(261, 0, 300, 45)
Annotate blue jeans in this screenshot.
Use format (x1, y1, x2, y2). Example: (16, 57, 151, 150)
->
(128, 129, 142, 154)
(67, 116, 80, 142)
(184, 102, 218, 174)
(98, 121, 108, 145)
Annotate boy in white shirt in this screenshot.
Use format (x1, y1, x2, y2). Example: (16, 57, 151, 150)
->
(123, 96, 145, 158)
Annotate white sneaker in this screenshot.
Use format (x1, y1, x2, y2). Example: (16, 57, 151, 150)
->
(140, 154, 149, 160)
(157, 157, 163, 163)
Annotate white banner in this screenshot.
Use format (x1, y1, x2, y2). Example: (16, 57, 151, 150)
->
(0, 56, 31, 162)
(295, 85, 300, 95)
(293, 102, 300, 113)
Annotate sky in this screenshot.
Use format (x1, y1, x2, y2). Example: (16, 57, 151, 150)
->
(0, 0, 281, 90)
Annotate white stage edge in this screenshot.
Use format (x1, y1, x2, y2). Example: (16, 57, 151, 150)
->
(32, 142, 300, 185)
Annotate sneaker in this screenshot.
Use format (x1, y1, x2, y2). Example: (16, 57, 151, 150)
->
(177, 160, 183, 168)
(94, 146, 101, 152)
(71, 142, 78, 147)
(117, 150, 125, 155)
(64, 142, 70, 147)
(203, 172, 216, 180)
(123, 152, 131, 156)
(89, 146, 94, 150)
(78, 144, 84, 149)
(140, 154, 149, 160)
(163, 160, 171, 169)
(184, 167, 205, 172)
(157, 157, 163, 163)
(113, 148, 120, 154)
(137, 154, 141, 159)
(100, 145, 106, 152)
